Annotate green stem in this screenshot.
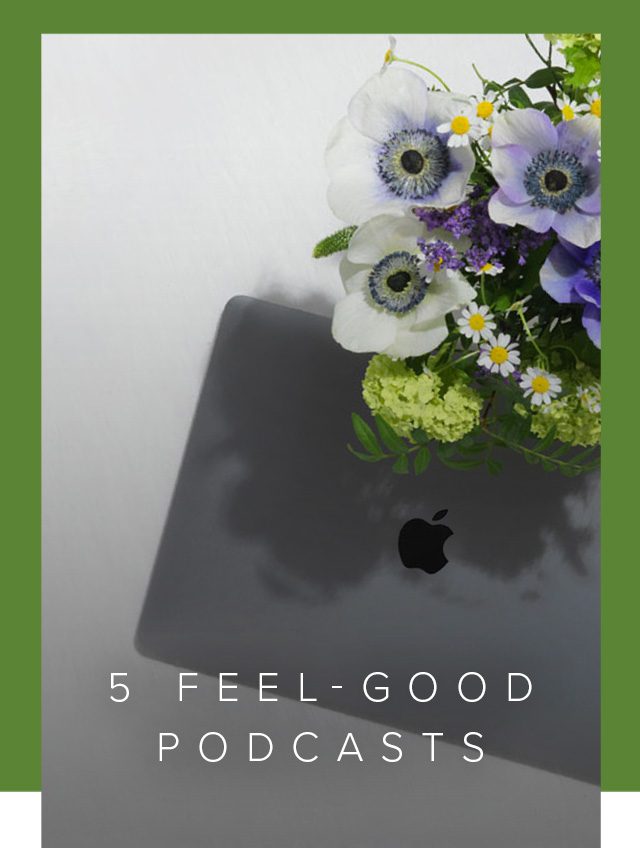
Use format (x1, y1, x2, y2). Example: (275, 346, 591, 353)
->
(472, 140, 492, 169)
(392, 57, 451, 91)
(525, 33, 549, 66)
(481, 425, 592, 471)
(480, 271, 487, 306)
(524, 33, 562, 103)
(550, 344, 581, 366)
(472, 63, 487, 86)
(435, 350, 479, 375)
(516, 304, 548, 368)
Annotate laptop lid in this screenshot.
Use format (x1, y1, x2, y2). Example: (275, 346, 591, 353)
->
(136, 295, 600, 784)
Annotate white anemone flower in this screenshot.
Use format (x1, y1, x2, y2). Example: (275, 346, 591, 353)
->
(326, 68, 476, 224)
(478, 333, 521, 377)
(332, 213, 475, 358)
(457, 302, 497, 343)
(520, 367, 562, 406)
(488, 109, 601, 249)
(436, 104, 484, 148)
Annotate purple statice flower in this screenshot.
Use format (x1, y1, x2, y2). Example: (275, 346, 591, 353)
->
(515, 226, 551, 265)
(489, 109, 601, 249)
(540, 238, 601, 348)
(416, 237, 463, 272)
(415, 189, 550, 267)
(415, 201, 475, 239)
(464, 245, 504, 274)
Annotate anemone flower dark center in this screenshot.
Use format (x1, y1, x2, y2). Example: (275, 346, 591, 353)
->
(401, 149, 425, 174)
(544, 169, 569, 193)
(387, 271, 411, 292)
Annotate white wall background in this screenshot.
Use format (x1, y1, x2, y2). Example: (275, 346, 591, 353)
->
(42, 34, 603, 848)
(43, 35, 551, 551)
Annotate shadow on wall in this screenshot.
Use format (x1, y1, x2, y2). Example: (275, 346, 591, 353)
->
(208, 296, 599, 603)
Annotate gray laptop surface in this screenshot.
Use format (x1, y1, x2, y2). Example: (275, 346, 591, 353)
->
(136, 295, 600, 785)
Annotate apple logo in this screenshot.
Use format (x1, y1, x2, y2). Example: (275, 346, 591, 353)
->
(398, 510, 453, 574)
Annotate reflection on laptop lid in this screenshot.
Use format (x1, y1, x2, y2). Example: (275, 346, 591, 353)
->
(136, 296, 600, 784)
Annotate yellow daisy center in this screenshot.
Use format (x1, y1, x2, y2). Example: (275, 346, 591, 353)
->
(590, 98, 601, 118)
(490, 346, 508, 364)
(451, 115, 470, 135)
(469, 313, 485, 331)
(476, 101, 493, 119)
(531, 376, 550, 394)
(488, 124, 493, 136)
(480, 262, 494, 273)
(433, 257, 443, 271)
(561, 104, 575, 121)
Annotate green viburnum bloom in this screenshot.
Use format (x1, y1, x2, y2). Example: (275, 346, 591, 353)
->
(530, 367, 601, 447)
(544, 33, 601, 49)
(362, 355, 483, 443)
(544, 34, 601, 89)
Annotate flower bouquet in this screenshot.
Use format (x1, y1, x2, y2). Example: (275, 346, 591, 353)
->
(314, 34, 601, 477)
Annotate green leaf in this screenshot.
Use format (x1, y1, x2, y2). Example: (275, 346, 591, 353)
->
(533, 100, 562, 120)
(551, 443, 571, 458)
(458, 442, 489, 456)
(351, 413, 381, 456)
(541, 458, 557, 472)
(440, 457, 485, 470)
(493, 293, 512, 312)
(392, 454, 410, 474)
(508, 86, 532, 109)
(524, 67, 566, 88)
(534, 424, 558, 453)
(414, 446, 431, 475)
(559, 464, 582, 477)
(436, 442, 455, 460)
(524, 451, 540, 465)
(572, 446, 597, 464)
(583, 458, 601, 471)
(412, 428, 431, 445)
(374, 415, 408, 454)
(487, 459, 503, 476)
(499, 412, 531, 442)
(347, 445, 382, 463)
(313, 226, 357, 258)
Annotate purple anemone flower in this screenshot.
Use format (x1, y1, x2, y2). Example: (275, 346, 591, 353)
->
(540, 239, 601, 349)
(488, 109, 600, 249)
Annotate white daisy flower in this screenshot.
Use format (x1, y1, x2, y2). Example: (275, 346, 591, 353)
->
(576, 382, 601, 413)
(505, 295, 533, 315)
(457, 302, 497, 343)
(520, 367, 562, 406)
(381, 36, 397, 72)
(471, 92, 497, 122)
(465, 260, 504, 276)
(326, 68, 475, 224)
(332, 213, 475, 358)
(436, 104, 484, 148)
(558, 96, 580, 121)
(480, 122, 494, 151)
(578, 91, 601, 120)
(477, 333, 521, 377)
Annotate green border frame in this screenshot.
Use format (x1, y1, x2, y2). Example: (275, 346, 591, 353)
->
(6, 7, 633, 794)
